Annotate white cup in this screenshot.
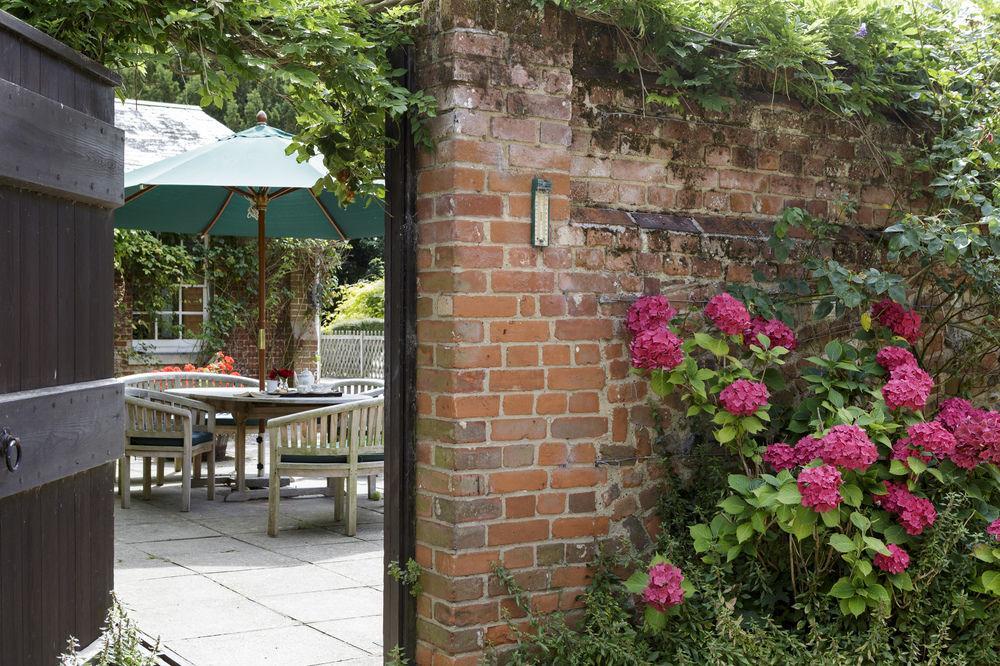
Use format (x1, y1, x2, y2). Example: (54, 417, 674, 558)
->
(265, 379, 279, 393)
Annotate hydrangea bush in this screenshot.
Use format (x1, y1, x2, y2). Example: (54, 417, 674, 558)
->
(626, 291, 1000, 631)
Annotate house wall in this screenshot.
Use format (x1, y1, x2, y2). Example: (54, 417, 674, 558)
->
(113, 267, 319, 378)
(411, 1, 916, 662)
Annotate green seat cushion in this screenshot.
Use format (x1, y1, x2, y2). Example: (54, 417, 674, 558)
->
(129, 430, 215, 447)
(281, 453, 384, 464)
(216, 413, 260, 427)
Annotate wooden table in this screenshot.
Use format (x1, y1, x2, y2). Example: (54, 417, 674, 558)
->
(166, 387, 366, 500)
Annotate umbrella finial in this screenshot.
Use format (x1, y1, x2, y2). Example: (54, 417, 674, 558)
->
(256, 110, 267, 125)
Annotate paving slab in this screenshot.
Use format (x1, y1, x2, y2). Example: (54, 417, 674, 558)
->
(170, 624, 369, 666)
(311, 615, 383, 654)
(258, 586, 383, 624)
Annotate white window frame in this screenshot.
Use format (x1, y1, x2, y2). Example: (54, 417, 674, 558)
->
(131, 282, 208, 355)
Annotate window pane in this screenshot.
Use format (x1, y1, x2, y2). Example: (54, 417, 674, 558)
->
(182, 314, 204, 336)
(182, 287, 204, 311)
(132, 314, 152, 340)
(157, 313, 180, 339)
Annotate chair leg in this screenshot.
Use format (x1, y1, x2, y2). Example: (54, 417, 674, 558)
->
(346, 474, 358, 537)
(333, 478, 346, 522)
(267, 463, 280, 537)
(156, 459, 165, 486)
(180, 455, 192, 512)
(367, 474, 378, 500)
(325, 477, 336, 497)
(194, 453, 203, 481)
(174, 457, 181, 472)
(119, 456, 131, 509)
(142, 458, 152, 500)
(206, 448, 216, 501)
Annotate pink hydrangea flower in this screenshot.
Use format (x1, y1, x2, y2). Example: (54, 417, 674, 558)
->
(891, 438, 930, 462)
(871, 299, 906, 328)
(936, 397, 981, 431)
(896, 494, 937, 536)
(817, 424, 878, 471)
(873, 481, 936, 535)
(797, 465, 843, 513)
(718, 379, 769, 416)
(627, 295, 677, 336)
(871, 299, 922, 343)
(704, 293, 751, 336)
(630, 328, 684, 370)
(882, 365, 933, 411)
(763, 443, 799, 472)
(745, 317, 798, 351)
(873, 544, 911, 574)
(905, 421, 956, 458)
(876, 346, 917, 372)
(642, 562, 685, 611)
(987, 518, 1000, 541)
(793, 435, 823, 465)
(952, 411, 1000, 468)
(893, 310, 922, 345)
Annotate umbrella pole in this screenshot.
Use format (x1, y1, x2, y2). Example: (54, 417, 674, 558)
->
(257, 202, 267, 391)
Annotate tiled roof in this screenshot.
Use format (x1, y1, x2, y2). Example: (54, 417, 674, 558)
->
(115, 99, 233, 172)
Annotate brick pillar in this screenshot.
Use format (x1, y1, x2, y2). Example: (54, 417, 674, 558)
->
(413, 4, 600, 663)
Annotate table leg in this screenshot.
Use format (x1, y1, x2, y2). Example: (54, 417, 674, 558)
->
(257, 422, 266, 478)
(235, 413, 247, 493)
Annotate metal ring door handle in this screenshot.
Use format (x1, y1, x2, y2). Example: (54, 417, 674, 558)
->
(0, 428, 22, 472)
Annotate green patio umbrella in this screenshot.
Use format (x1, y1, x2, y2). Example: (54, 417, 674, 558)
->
(116, 111, 384, 390)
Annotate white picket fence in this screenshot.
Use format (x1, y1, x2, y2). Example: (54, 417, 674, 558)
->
(320, 331, 385, 379)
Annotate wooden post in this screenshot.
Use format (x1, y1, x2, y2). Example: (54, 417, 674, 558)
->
(257, 199, 267, 391)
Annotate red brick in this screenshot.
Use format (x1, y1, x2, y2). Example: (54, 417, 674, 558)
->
(538, 442, 567, 465)
(536, 393, 567, 414)
(552, 517, 609, 539)
(452, 295, 518, 317)
(506, 346, 539, 367)
(436, 395, 501, 419)
(551, 417, 608, 439)
(492, 270, 554, 293)
(435, 246, 503, 269)
(491, 117, 539, 142)
(436, 193, 503, 217)
(547, 367, 605, 390)
(491, 418, 546, 441)
(490, 321, 550, 342)
(489, 470, 548, 493)
(554, 318, 613, 340)
(489, 369, 544, 391)
(551, 467, 607, 488)
(436, 345, 501, 368)
(536, 492, 566, 514)
(488, 520, 549, 545)
(506, 495, 536, 519)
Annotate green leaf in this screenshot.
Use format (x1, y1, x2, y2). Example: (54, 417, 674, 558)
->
(645, 605, 667, 630)
(907, 456, 927, 474)
(829, 533, 856, 553)
(890, 572, 913, 591)
(715, 426, 737, 444)
(867, 583, 890, 604)
(821, 509, 842, 528)
(690, 524, 713, 542)
(828, 577, 855, 598)
(775, 484, 802, 505)
(850, 512, 871, 532)
(889, 459, 909, 476)
(624, 571, 649, 594)
(863, 536, 892, 556)
(824, 340, 843, 361)
(727, 475, 751, 494)
(981, 570, 1000, 595)
(650, 370, 671, 397)
(719, 496, 747, 515)
(840, 484, 863, 508)
(736, 522, 754, 543)
(847, 596, 866, 616)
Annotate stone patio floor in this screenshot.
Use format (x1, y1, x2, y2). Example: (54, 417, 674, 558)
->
(114, 443, 384, 666)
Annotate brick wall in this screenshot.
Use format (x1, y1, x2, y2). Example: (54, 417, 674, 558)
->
(412, 2, 913, 662)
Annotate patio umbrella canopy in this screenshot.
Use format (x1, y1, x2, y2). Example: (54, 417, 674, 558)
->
(115, 111, 384, 389)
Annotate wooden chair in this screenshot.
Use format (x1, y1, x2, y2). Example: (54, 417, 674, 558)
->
(322, 378, 384, 395)
(316, 379, 384, 497)
(266, 397, 384, 536)
(121, 372, 258, 482)
(121, 388, 217, 512)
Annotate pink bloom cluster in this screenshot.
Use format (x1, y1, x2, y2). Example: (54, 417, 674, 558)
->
(882, 364, 933, 411)
(745, 316, 798, 351)
(630, 328, 684, 370)
(817, 424, 878, 471)
(891, 438, 930, 462)
(763, 443, 799, 472)
(642, 562, 685, 611)
(988, 518, 1000, 542)
(627, 295, 676, 336)
(874, 481, 937, 535)
(875, 346, 916, 372)
(871, 299, 922, 344)
(874, 544, 911, 574)
(936, 397, 980, 431)
(904, 421, 957, 459)
(719, 379, 769, 416)
(705, 293, 750, 336)
(952, 411, 1000, 468)
(794, 435, 823, 465)
(797, 465, 843, 513)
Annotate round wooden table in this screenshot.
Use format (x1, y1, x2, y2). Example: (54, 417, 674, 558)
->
(166, 387, 367, 500)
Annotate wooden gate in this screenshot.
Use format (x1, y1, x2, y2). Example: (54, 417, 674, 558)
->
(0, 10, 124, 665)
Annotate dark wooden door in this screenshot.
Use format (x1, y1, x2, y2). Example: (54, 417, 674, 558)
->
(0, 10, 124, 665)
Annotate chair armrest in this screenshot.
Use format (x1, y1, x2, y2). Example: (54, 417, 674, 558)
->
(127, 389, 215, 415)
(266, 398, 383, 429)
(125, 394, 191, 420)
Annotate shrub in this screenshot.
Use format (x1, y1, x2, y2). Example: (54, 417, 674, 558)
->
(329, 278, 385, 323)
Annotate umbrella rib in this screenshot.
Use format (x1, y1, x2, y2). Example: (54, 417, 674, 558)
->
(199, 190, 235, 237)
(268, 187, 296, 201)
(124, 184, 157, 204)
(308, 190, 347, 240)
(227, 186, 255, 199)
